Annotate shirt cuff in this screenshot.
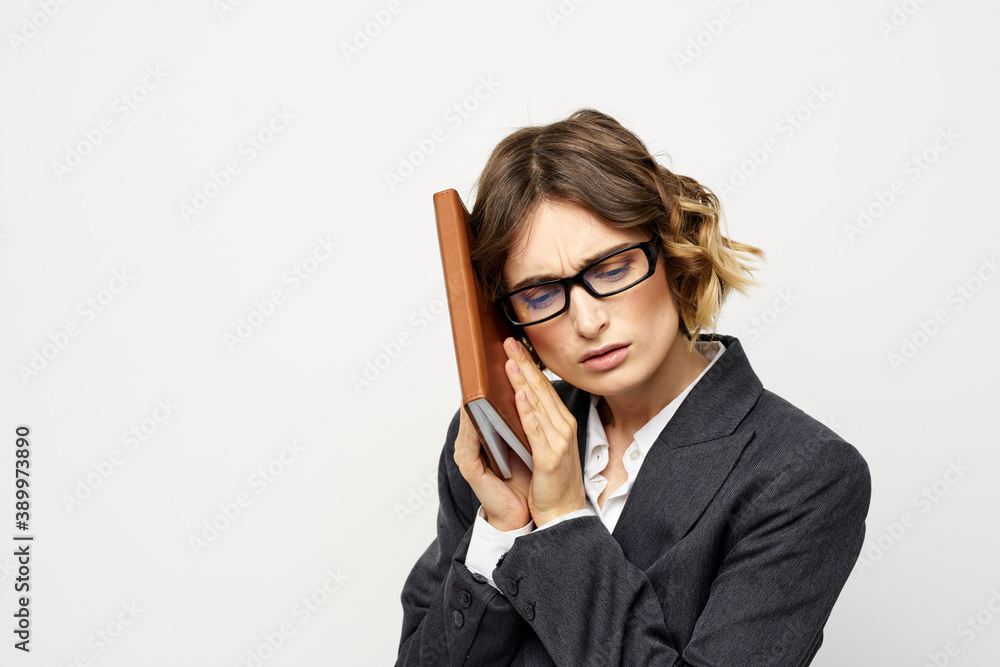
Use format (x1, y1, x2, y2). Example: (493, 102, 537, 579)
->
(535, 507, 597, 531)
(464, 505, 534, 590)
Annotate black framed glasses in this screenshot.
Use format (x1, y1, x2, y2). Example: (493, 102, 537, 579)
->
(499, 239, 660, 327)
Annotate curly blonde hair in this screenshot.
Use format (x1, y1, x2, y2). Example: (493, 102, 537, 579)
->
(469, 108, 765, 366)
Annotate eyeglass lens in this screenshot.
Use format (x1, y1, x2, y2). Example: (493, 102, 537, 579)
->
(507, 246, 650, 324)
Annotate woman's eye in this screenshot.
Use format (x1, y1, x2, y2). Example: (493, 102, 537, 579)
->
(524, 288, 559, 309)
(595, 262, 634, 282)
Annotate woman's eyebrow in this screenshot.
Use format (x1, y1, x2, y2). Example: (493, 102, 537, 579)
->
(509, 240, 638, 292)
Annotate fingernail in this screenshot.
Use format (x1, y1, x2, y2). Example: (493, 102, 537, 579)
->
(510, 360, 520, 375)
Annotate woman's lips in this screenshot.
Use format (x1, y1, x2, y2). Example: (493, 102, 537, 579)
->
(581, 345, 629, 371)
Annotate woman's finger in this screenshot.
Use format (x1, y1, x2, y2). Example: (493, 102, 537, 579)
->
(504, 338, 574, 426)
(504, 338, 575, 455)
(453, 409, 486, 475)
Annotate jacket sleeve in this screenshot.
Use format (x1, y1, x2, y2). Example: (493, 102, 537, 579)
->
(396, 408, 531, 666)
(490, 437, 872, 666)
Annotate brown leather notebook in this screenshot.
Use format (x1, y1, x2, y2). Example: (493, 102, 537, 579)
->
(433, 188, 532, 480)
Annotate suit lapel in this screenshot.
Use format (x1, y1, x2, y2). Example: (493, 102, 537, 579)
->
(555, 334, 764, 568)
(612, 428, 754, 568)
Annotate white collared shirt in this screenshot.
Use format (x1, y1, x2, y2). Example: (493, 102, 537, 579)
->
(464, 340, 727, 589)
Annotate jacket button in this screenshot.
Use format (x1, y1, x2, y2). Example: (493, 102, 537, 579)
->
(459, 591, 472, 608)
(470, 572, 487, 584)
(505, 579, 518, 596)
(522, 602, 534, 620)
(452, 610, 463, 628)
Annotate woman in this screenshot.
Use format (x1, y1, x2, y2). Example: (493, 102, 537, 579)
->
(397, 109, 871, 666)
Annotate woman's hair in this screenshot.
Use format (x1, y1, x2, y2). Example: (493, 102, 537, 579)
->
(469, 108, 766, 368)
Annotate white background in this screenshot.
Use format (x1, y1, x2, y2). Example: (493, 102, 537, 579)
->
(1, 1, 998, 665)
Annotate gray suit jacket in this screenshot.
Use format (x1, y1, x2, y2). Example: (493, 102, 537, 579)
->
(396, 333, 871, 666)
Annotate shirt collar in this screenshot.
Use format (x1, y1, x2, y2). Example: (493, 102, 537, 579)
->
(584, 340, 727, 478)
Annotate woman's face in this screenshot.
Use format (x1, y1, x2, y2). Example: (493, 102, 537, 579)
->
(502, 199, 684, 400)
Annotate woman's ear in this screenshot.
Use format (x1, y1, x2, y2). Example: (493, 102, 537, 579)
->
(519, 334, 545, 371)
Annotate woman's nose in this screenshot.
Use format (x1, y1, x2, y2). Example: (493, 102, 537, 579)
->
(568, 284, 609, 337)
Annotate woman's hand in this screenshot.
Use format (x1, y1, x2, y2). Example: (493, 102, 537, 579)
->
(453, 403, 532, 532)
(453, 337, 587, 531)
(503, 337, 587, 527)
